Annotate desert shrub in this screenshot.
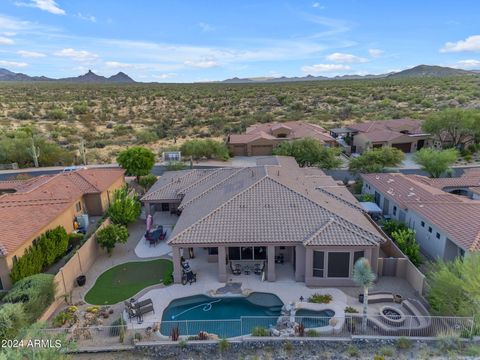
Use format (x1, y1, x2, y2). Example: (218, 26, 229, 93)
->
(10, 227, 68, 283)
(305, 329, 319, 337)
(437, 331, 462, 352)
(163, 270, 173, 286)
(308, 293, 333, 304)
(0, 303, 27, 341)
(52, 310, 74, 328)
(344, 306, 359, 313)
(136, 130, 158, 144)
(47, 109, 67, 120)
(218, 338, 229, 352)
(180, 139, 229, 161)
(464, 345, 480, 357)
(361, 193, 375, 202)
(166, 161, 187, 171)
(3, 274, 55, 323)
(373, 355, 385, 360)
(396, 336, 412, 349)
(378, 346, 394, 356)
(346, 344, 359, 357)
(138, 174, 157, 190)
(251, 326, 270, 336)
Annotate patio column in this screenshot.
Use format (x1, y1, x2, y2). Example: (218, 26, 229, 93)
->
(267, 246, 276, 281)
(145, 202, 151, 217)
(295, 245, 305, 282)
(172, 246, 182, 284)
(218, 246, 227, 282)
(304, 248, 313, 285)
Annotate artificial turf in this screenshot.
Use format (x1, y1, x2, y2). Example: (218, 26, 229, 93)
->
(84, 259, 173, 305)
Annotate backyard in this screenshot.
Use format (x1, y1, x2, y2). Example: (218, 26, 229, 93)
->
(84, 259, 173, 305)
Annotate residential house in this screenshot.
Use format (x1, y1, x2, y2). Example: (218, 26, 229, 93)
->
(331, 119, 431, 154)
(0, 168, 125, 289)
(228, 121, 336, 156)
(361, 170, 480, 261)
(142, 156, 386, 286)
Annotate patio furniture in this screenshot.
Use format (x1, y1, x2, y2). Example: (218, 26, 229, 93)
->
(182, 270, 197, 285)
(230, 262, 241, 275)
(125, 299, 155, 322)
(244, 265, 251, 275)
(254, 262, 265, 275)
(359, 292, 394, 304)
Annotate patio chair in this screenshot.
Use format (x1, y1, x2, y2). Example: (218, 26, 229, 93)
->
(254, 262, 265, 275)
(137, 304, 155, 316)
(243, 265, 251, 275)
(230, 262, 241, 275)
(134, 298, 153, 309)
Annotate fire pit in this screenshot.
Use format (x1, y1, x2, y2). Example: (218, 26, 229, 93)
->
(379, 305, 406, 326)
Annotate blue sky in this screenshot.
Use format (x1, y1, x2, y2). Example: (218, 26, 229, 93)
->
(0, 0, 479, 82)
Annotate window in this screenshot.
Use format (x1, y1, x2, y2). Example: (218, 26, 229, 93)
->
(436, 232, 440, 239)
(327, 252, 350, 278)
(353, 251, 364, 265)
(76, 202, 82, 212)
(313, 251, 324, 277)
(253, 247, 266, 260)
(228, 247, 240, 260)
(428, 227, 432, 233)
(393, 206, 397, 216)
(421, 221, 425, 227)
(208, 247, 218, 255)
(228, 247, 266, 261)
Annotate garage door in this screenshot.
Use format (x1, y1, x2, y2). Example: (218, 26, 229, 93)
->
(392, 142, 412, 153)
(231, 145, 247, 156)
(251, 145, 274, 156)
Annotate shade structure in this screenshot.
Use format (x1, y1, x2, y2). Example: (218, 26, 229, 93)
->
(359, 202, 382, 213)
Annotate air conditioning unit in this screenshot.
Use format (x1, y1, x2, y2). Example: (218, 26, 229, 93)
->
(76, 214, 89, 230)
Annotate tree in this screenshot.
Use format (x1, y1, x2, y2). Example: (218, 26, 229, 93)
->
(391, 228, 421, 266)
(108, 187, 141, 226)
(352, 258, 376, 332)
(413, 148, 458, 178)
(180, 139, 230, 161)
(422, 109, 479, 148)
(272, 138, 342, 169)
(117, 146, 155, 182)
(138, 174, 158, 190)
(349, 146, 405, 175)
(427, 253, 480, 335)
(96, 224, 129, 256)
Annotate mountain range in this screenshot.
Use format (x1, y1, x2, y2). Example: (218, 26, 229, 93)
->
(0, 69, 135, 83)
(0, 65, 478, 84)
(220, 65, 479, 83)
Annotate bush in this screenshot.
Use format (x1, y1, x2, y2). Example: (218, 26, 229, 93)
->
(251, 326, 270, 336)
(391, 228, 421, 266)
(349, 146, 405, 174)
(180, 139, 230, 161)
(3, 274, 55, 323)
(117, 146, 155, 180)
(163, 270, 173, 286)
(10, 227, 68, 283)
(308, 293, 333, 304)
(381, 219, 407, 236)
(396, 337, 412, 350)
(437, 331, 462, 352)
(361, 193, 375, 202)
(344, 306, 359, 313)
(0, 303, 27, 341)
(138, 174, 157, 190)
(378, 346, 394, 356)
(346, 344, 359, 357)
(96, 224, 129, 256)
(52, 310, 74, 327)
(218, 338, 229, 352)
(305, 329, 319, 337)
(166, 161, 188, 171)
(108, 187, 141, 226)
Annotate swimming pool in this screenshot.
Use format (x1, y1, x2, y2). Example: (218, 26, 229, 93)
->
(160, 292, 283, 337)
(295, 308, 335, 328)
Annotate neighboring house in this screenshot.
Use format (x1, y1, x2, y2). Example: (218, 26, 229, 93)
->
(142, 156, 386, 286)
(361, 170, 480, 262)
(0, 168, 125, 289)
(331, 119, 431, 154)
(228, 121, 336, 156)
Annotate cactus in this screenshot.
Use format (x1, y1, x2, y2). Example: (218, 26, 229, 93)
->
(28, 137, 40, 168)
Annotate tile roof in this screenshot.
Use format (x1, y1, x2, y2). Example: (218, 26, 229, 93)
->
(0, 168, 124, 256)
(229, 121, 335, 144)
(143, 157, 385, 247)
(361, 172, 480, 252)
(347, 119, 429, 143)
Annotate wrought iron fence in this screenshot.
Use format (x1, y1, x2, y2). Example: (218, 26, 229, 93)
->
(40, 315, 476, 348)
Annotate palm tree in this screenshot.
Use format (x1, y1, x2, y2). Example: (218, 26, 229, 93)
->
(352, 257, 376, 332)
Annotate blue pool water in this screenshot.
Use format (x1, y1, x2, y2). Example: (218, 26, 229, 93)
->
(160, 292, 283, 337)
(295, 308, 335, 328)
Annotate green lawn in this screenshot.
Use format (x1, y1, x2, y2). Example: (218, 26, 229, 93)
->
(84, 259, 173, 305)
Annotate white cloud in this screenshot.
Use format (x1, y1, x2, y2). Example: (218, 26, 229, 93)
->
(0, 60, 28, 68)
(3, 31, 16, 36)
(154, 73, 177, 80)
(368, 48, 384, 58)
(326, 52, 368, 63)
(453, 59, 480, 69)
(312, 2, 325, 9)
(17, 50, 46, 58)
(54, 48, 98, 61)
(440, 35, 480, 53)
(301, 63, 350, 74)
(105, 61, 136, 69)
(15, 0, 65, 15)
(184, 59, 219, 68)
(198, 22, 214, 32)
(0, 36, 14, 45)
(76, 13, 96, 22)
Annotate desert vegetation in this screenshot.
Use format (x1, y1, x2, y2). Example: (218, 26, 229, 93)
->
(0, 76, 479, 165)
